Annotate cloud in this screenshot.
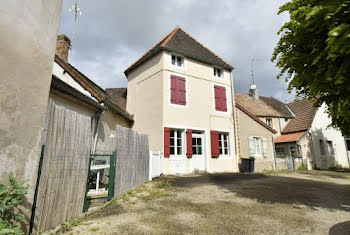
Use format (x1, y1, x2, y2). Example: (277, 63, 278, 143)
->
(59, 0, 293, 101)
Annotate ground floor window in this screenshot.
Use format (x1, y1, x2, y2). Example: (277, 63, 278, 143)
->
(275, 146, 286, 157)
(289, 145, 297, 157)
(319, 139, 326, 155)
(219, 133, 229, 156)
(170, 129, 183, 156)
(253, 137, 261, 156)
(327, 141, 334, 155)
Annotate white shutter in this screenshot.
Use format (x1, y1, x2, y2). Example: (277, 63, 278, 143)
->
(248, 136, 255, 157)
(262, 138, 268, 157)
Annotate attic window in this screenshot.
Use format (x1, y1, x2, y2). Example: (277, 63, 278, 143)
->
(171, 55, 184, 67)
(213, 67, 222, 78)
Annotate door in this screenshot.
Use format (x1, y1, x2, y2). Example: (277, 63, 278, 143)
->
(191, 133, 206, 171)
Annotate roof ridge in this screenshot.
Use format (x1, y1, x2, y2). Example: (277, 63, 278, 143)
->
(125, 27, 180, 73)
(169, 27, 233, 69)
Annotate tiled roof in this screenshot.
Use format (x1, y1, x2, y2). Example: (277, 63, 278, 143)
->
(236, 103, 277, 134)
(274, 131, 306, 143)
(54, 54, 133, 121)
(282, 99, 317, 134)
(235, 94, 292, 118)
(106, 88, 127, 112)
(124, 27, 233, 75)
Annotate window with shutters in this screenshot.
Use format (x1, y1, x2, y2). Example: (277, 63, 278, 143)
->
(219, 133, 229, 156)
(253, 137, 261, 156)
(170, 129, 183, 156)
(170, 74, 186, 106)
(214, 85, 227, 112)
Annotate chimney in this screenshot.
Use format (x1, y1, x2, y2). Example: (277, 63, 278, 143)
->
(249, 84, 259, 100)
(56, 34, 71, 61)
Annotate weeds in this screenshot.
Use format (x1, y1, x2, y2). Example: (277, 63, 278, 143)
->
(298, 163, 308, 171)
(155, 179, 172, 188)
(90, 226, 100, 232)
(193, 169, 208, 175)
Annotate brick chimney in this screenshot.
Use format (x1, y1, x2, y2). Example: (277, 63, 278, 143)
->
(56, 34, 71, 61)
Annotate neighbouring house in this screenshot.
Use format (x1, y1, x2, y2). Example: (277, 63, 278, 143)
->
(275, 99, 350, 170)
(123, 26, 238, 174)
(234, 86, 296, 171)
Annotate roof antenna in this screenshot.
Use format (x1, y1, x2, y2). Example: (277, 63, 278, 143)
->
(250, 58, 256, 86)
(69, 0, 82, 50)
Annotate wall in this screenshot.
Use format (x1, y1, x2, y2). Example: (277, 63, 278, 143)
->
(162, 52, 237, 173)
(0, 0, 62, 228)
(237, 109, 275, 172)
(95, 109, 131, 153)
(127, 52, 164, 152)
(310, 103, 349, 168)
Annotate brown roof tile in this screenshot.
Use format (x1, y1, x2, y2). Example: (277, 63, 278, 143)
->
(105, 88, 127, 112)
(274, 131, 306, 143)
(124, 27, 233, 75)
(235, 94, 291, 118)
(236, 103, 277, 134)
(282, 99, 317, 134)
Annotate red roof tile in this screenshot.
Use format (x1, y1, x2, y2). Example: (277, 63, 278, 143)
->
(274, 131, 306, 143)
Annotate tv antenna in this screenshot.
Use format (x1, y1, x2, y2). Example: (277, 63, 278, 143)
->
(69, 0, 82, 49)
(250, 57, 268, 86)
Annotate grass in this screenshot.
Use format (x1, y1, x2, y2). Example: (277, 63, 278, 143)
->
(262, 169, 294, 175)
(193, 168, 208, 175)
(155, 178, 172, 188)
(58, 218, 84, 233)
(89, 226, 100, 232)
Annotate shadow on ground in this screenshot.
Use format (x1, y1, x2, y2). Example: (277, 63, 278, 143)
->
(166, 172, 350, 212)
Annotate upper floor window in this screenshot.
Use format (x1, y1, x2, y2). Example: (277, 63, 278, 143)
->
(213, 67, 223, 78)
(214, 85, 227, 112)
(171, 55, 184, 68)
(170, 75, 186, 106)
(266, 118, 273, 127)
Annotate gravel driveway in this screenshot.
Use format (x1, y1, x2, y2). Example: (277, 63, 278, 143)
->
(57, 171, 350, 235)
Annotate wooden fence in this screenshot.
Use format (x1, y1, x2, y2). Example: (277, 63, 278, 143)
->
(114, 125, 150, 195)
(33, 98, 92, 233)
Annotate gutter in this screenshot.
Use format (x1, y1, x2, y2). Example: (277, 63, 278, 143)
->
(230, 72, 238, 157)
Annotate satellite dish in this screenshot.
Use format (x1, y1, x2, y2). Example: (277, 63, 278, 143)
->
(250, 84, 256, 90)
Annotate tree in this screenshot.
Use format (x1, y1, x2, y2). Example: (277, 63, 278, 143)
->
(272, 0, 350, 136)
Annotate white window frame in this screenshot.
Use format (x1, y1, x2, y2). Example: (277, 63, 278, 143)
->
(212, 82, 229, 114)
(219, 132, 230, 157)
(266, 118, 273, 127)
(170, 129, 184, 157)
(253, 137, 261, 156)
(192, 132, 204, 156)
(170, 54, 186, 69)
(213, 67, 224, 79)
(168, 72, 188, 108)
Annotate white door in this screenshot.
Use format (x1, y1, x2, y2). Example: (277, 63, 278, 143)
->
(191, 133, 206, 171)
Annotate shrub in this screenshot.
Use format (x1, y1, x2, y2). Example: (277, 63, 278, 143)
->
(0, 173, 28, 235)
(298, 163, 308, 171)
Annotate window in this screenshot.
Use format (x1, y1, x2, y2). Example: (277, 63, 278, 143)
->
(170, 75, 186, 106)
(275, 147, 285, 157)
(327, 141, 334, 155)
(192, 133, 203, 155)
(171, 55, 184, 67)
(219, 133, 229, 156)
(285, 118, 288, 122)
(319, 140, 326, 155)
(214, 85, 227, 112)
(213, 67, 223, 78)
(266, 118, 273, 127)
(170, 129, 183, 156)
(289, 145, 297, 157)
(253, 137, 261, 155)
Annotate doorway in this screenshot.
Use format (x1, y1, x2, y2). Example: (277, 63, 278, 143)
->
(192, 132, 206, 171)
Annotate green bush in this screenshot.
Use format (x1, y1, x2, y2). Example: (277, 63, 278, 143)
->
(0, 173, 28, 235)
(298, 163, 308, 171)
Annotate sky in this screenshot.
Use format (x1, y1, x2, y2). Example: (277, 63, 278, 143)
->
(58, 0, 295, 103)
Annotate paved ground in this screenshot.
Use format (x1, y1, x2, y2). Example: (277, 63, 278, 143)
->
(57, 170, 350, 235)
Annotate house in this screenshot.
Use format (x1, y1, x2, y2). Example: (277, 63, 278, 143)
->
(234, 86, 295, 171)
(275, 99, 350, 170)
(123, 27, 238, 174)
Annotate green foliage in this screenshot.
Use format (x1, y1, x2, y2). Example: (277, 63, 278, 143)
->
(272, 0, 350, 136)
(155, 179, 172, 189)
(0, 173, 28, 235)
(298, 163, 308, 170)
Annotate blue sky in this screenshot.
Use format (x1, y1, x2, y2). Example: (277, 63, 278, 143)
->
(58, 0, 295, 102)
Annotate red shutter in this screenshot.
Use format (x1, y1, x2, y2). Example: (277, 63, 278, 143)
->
(164, 127, 170, 157)
(177, 77, 186, 105)
(214, 85, 227, 112)
(170, 75, 177, 104)
(186, 129, 192, 158)
(211, 130, 220, 158)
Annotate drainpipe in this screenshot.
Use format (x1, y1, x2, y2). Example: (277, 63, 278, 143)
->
(308, 130, 316, 169)
(230, 72, 238, 157)
(92, 109, 104, 154)
(272, 137, 277, 171)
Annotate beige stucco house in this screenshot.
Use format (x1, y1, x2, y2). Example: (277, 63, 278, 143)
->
(275, 99, 350, 170)
(124, 27, 238, 174)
